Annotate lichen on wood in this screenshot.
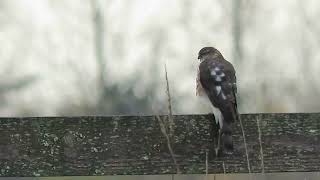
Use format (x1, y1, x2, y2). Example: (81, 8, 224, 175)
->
(0, 113, 319, 177)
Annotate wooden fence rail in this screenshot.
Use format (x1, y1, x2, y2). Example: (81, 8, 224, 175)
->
(0, 113, 319, 177)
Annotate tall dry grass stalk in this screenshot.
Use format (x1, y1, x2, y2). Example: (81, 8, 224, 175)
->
(156, 115, 180, 174)
(206, 150, 208, 174)
(164, 63, 174, 136)
(222, 162, 226, 180)
(205, 150, 209, 180)
(239, 115, 251, 173)
(154, 63, 180, 174)
(256, 115, 265, 173)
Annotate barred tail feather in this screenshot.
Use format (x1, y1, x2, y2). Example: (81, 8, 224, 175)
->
(221, 121, 233, 152)
(221, 109, 235, 153)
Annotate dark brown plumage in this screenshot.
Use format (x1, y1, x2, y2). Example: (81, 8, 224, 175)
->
(197, 47, 239, 155)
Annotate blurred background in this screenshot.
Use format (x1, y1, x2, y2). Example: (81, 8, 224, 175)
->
(0, 0, 320, 116)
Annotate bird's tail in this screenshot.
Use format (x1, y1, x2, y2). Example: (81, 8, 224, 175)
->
(221, 121, 233, 153)
(221, 109, 235, 153)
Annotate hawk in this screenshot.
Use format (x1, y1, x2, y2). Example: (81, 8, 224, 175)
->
(196, 47, 239, 156)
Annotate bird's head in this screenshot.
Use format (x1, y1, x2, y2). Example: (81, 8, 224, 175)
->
(198, 47, 221, 61)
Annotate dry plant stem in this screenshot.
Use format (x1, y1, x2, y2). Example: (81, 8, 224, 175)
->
(239, 115, 251, 173)
(205, 150, 208, 176)
(222, 162, 226, 180)
(156, 116, 181, 174)
(257, 115, 265, 173)
(222, 162, 226, 174)
(164, 63, 174, 136)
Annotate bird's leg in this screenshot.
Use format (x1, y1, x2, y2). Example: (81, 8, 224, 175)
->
(215, 129, 222, 157)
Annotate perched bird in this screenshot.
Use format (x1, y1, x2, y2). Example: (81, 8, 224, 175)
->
(196, 47, 239, 156)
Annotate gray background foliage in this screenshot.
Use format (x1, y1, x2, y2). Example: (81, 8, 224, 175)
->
(0, 0, 319, 116)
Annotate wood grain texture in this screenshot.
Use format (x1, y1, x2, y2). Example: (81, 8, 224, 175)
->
(0, 113, 319, 177)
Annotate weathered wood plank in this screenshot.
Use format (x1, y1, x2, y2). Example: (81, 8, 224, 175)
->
(0, 172, 319, 180)
(0, 113, 319, 176)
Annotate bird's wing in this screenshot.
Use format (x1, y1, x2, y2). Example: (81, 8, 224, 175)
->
(199, 58, 238, 122)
